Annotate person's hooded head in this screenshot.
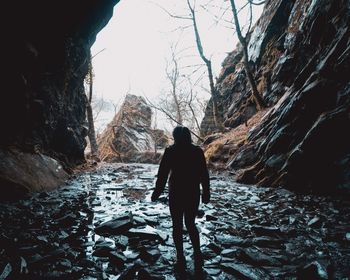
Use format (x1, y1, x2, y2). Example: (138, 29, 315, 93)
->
(173, 126, 192, 146)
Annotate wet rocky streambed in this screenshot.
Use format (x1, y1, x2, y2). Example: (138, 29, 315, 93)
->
(1, 164, 350, 279)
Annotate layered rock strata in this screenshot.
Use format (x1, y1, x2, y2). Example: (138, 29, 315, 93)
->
(98, 95, 168, 163)
(201, 0, 350, 192)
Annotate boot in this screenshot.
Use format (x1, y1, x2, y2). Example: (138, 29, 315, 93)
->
(175, 255, 187, 272)
(194, 251, 204, 273)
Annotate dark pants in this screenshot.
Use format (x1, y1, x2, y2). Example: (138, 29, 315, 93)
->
(169, 188, 201, 259)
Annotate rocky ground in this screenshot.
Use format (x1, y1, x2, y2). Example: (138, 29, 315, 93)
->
(0, 163, 350, 280)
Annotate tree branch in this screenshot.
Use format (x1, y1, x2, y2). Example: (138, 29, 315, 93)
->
(248, 0, 266, 6)
(150, 1, 192, 20)
(144, 96, 204, 142)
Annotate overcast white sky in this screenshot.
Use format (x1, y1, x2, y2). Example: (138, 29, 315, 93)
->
(91, 0, 263, 131)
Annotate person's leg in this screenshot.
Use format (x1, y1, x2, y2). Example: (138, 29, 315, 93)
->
(184, 211, 200, 256)
(184, 194, 203, 269)
(169, 196, 185, 267)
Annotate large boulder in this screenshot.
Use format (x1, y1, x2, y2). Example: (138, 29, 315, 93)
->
(98, 95, 169, 163)
(0, 148, 68, 200)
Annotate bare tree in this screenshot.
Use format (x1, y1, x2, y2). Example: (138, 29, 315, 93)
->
(186, 0, 225, 132)
(145, 96, 204, 142)
(185, 77, 203, 133)
(88, 96, 117, 135)
(85, 51, 99, 158)
(91, 96, 107, 122)
(155, 43, 205, 135)
(156, 0, 225, 132)
(229, 0, 266, 109)
(149, 110, 168, 155)
(110, 98, 121, 116)
(165, 44, 183, 125)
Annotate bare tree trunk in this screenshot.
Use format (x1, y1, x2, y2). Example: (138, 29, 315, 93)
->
(87, 52, 99, 158)
(187, 0, 225, 132)
(187, 87, 202, 133)
(167, 48, 183, 125)
(171, 63, 183, 124)
(86, 104, 98, 156)
(151, 112, 158, 155)
(172, 88, 183, 124)
(207, 60, 224, 131)
(229, 0, 266, 110)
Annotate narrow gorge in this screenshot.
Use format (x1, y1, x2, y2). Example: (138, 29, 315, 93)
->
(1, 0, 349, 279)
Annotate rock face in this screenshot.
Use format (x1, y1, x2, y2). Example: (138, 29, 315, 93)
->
(98, 95, 168, 163)
(201, 0, 350, 193)
(2, 0, 119, 192)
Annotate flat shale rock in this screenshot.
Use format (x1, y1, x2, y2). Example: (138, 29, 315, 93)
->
(127, 226, 164, 242)
(252, 238, 285, 251)
(250, 225, 281, 236)
(297, 261, 329, 280)
(109, 251, 127, 269)
(1, 163, 350, 279)
(95, 214, 133, 235)
(215, 235, 248, 247)
(238, 248, 282, 266)
(221, 263, 272, 280)
(140, 248, 161, 263)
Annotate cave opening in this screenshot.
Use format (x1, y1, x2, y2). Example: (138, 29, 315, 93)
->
(1, 0, 350, 279)
(87, 0, 245, 158)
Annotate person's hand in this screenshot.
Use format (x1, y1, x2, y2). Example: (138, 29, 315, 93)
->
(151, 190, 160, 202)
(202, 191, 210, 204)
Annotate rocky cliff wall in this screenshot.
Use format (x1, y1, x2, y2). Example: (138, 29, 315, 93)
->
(1, 0, 119, 195)
(202, 0, 350, 193)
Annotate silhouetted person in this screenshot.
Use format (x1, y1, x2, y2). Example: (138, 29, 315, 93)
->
(151, 126, 210, 274)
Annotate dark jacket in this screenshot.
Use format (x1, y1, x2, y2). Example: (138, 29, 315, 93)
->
(154, 144, 210, 197)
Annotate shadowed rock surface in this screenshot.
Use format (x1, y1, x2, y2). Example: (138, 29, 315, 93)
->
(2, 0, 120, 192)
(0, 164, 349, 279)
(201, 0, 350, 193)
(98, 95, 169, 163)
(0, 148, 68, 200)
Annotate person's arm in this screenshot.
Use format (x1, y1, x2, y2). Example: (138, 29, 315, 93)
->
(199, 148, 210, 203)
(151, 148, 171, 201)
